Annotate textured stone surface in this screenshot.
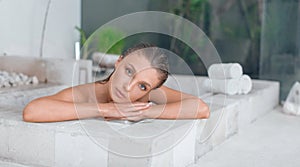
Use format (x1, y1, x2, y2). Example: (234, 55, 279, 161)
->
(231, 80, 280, 130)
(0, 124, 9, 159)
(193, 107, 300, 167)
(55, 132, 108, 167)
(194, 79, 279, 162)
(106, 119, 199, 167)
(195, 100, 239, 158)
(0, 84, 68, 107)
(173, 121, 198, 167)
(108, 155, 151, 167)
(0, 160, 30, 167)
(0, 77, 280, 166)
(7, 124, 55, 167)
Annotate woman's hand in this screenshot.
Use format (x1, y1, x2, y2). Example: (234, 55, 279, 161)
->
(99, 102, 150, 121)
(104, 115, 146, 122)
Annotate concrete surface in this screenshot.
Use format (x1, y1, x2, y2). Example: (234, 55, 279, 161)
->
(0, 160, 29, 167)
(0, 76, 280, 167)
(193, 106, 300, 167)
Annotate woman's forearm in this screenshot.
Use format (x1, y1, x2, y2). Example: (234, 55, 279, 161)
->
(144, 98, 210, 119)
(23, 98, 101, 123)
(23, 98, 150, 123)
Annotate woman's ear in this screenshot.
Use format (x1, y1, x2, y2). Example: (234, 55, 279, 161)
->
(115, 55, 124, 68)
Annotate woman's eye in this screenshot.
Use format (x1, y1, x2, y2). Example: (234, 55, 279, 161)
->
(139, 84, 147, 91)
(125, 68, 133, 76)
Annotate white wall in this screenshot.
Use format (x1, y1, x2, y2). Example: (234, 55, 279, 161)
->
(0, 0, 81, 59)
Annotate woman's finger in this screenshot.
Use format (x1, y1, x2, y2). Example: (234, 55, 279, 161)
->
(131, 102, 150, 107)
(114, 102, 149, 109)
(104, 117, 124, 121)
(101, 102, 149, 118)
(119, 110, 143, 117)
(113, 103, 150, 112)
(122, 104, 150, 112)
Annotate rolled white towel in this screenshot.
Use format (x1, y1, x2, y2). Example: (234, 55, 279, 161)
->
(208, 63, 243, 79)
(238, 75, 252, 94)
(203, 78, 239, 95)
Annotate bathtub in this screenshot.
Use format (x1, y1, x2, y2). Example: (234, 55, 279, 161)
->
(0, 65, 280, 167)
(0, 73, 213, 167)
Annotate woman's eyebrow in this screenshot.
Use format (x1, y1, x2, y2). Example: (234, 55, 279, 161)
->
(128, 63, 136, 73)
(142, 81, 152, 88)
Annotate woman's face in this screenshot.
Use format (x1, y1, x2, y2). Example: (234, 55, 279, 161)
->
(109, 52, 161, 103)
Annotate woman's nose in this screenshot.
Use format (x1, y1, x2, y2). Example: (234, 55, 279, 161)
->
(124, 80, 134, 92)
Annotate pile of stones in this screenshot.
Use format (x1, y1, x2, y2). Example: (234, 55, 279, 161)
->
(0, 70, 39, 88)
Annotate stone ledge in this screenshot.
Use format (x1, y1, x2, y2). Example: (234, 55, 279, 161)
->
(0, 159, 29, 167)
(0, 76, 279, 167)
(0, 83, 68, 107)
(195, 79, 279, 160)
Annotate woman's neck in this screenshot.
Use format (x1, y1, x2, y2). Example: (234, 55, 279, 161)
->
(94, 81, 113, 103)
(105, 80, 113, 103)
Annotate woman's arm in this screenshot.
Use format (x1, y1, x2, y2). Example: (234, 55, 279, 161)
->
(23, 83, 100, 122)
(139, 86, 210, 120)
(23, 83, 149, 122)
(23, 97, 101, 122)
(23, 98, 149, 122)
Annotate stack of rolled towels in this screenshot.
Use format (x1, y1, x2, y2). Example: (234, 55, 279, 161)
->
(204, 63, 252, 95)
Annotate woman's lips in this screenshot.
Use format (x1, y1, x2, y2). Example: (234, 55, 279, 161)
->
(115, 88, 126, 99)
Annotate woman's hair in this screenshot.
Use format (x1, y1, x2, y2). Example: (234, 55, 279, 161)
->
(96, 43, 169, 88)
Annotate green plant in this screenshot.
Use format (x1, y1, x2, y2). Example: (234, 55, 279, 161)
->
(75, 26, 87, 47)
(75, 26, 125, 59)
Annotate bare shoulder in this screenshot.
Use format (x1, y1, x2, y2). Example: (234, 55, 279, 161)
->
(48, 82, 100, 103)
(149, 85, 195, 104)
(150, 85, 182, 97)
(136, 86, 175, 103)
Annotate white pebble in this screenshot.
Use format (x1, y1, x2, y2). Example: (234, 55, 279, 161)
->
(21, 75, 28, 81)
(3, 81, 10, 87)
(1, 71, 8, 77)
(32, 76, 39, 84)
(15, 75, 21, 82)
(18, 81, 24, 86)
(25, 78, 32, 85)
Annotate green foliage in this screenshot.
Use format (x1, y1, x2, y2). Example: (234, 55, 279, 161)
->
(75, 26, 87, 46)
(95, 27, 125, 54)
(75, 26, 125, 59)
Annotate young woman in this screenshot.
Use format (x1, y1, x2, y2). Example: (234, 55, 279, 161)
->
(23, 43, 209, 122)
